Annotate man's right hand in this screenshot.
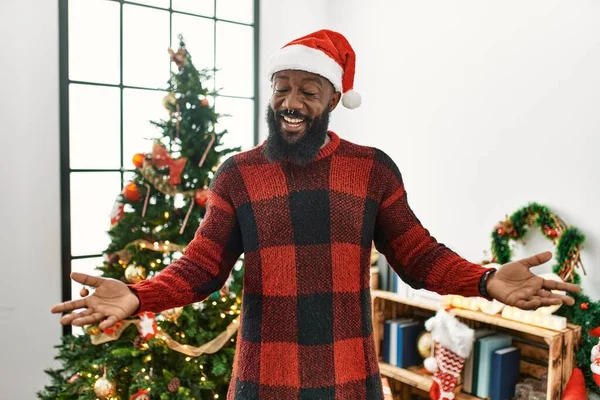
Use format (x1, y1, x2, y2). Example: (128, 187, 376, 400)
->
(50, 272, 140, 330)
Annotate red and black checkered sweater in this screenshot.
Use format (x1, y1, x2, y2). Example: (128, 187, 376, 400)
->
(130, 131, 488, 400)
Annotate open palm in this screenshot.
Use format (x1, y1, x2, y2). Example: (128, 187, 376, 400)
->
(486, 251, 580, 310)
(50, 272, 140, 330)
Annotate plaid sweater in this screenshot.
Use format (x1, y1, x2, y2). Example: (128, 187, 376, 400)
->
(131, 131, 488, 400)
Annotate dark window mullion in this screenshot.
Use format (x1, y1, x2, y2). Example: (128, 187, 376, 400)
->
(119, 0, 125, 189)
(69, 80, 165, 92)
(72, 254, 104, 260)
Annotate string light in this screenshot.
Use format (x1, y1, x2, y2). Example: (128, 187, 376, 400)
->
(200, 365, 204, 370)
(220, 313, 226, 318)
(231, 305, 237, 310)
(221, 297, 227, 302)
(150, 262, 156, 268)
(214, 395, 219, 399)
(164, 211, 170, 219)
(186, 357, 191, 362)
(140, 243, 146, 248)
(165, 240, 170, 245)
(144, 355, 152, 362)
(229, 311, 234, 315)
(141, 368, 146, 373)
(212, 301, 217, 306)
(201, 377, 206, 382)
(181, 333, 186, 338)
(145, 375, 150, 380)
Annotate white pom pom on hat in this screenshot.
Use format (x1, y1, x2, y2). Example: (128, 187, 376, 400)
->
(267, 29, 361, 109)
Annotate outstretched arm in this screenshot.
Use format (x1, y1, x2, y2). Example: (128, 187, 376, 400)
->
(372, 150, 579, 309)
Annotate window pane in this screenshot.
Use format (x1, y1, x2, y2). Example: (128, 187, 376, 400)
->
(69, 84, 121, 169)
(71, 256, 104, 336)
(68, 0, 120, 84)
(172, 0, 214, 17)
(215, 96, 254, 152)
(172, 13, 215, 74)
(216, 0, 253, 24)
(127, 0, 169, 9)
(216, 22, 254, 97)
(71, 172, 121, 256)
(123, 88, 167, 168)
(123, 4, 170, 88)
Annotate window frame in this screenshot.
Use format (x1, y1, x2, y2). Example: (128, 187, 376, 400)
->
(59, 0, 260, 335)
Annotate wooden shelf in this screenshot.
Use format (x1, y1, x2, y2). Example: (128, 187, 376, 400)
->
(379, 363, 482, 400)
(371, 290, 581, 399)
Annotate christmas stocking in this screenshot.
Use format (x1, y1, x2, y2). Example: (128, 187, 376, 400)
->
(423, 310, 474, 400)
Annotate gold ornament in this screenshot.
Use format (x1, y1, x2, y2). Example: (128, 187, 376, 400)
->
(417, 331, 434, 359)
(93, 376, 116, 398)
(86, 325, 101, 336)
(162, 92, 177, 113)
(161, 307, 184, 322)
(125, 264, 147, 284)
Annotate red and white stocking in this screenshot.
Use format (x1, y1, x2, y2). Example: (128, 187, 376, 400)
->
(424, 310, 474, 400)
(429, 343, 466, 400)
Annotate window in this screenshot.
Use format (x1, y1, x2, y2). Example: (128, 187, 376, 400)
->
(59, 0, 258, 334)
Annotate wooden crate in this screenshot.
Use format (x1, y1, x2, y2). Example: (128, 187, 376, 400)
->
(371, 290, 581, 400)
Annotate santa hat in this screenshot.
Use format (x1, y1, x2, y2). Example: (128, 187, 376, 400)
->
(267, 29, 361, 109)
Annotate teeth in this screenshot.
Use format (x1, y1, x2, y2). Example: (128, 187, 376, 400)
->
(282, 115, 303, 124)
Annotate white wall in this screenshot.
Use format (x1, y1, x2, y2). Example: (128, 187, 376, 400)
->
(258, 0, 329, 142)
(325, 0, 600, 300)
(0, 0, 62, 399)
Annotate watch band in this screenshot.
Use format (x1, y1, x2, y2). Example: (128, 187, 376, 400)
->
(479, 268, 496, 300)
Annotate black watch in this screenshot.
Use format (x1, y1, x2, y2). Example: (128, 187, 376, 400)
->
(478, 269, 496, 300)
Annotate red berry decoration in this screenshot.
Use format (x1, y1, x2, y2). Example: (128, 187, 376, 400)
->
(132, 153, 145, 168)
(200, 98, 209, 107)
(581, 302, 589, 310)
(195, 189, 209, 207)
(123, 183, 142, 202)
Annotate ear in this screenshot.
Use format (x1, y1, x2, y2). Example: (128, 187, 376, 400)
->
(329, 91, 342, 112)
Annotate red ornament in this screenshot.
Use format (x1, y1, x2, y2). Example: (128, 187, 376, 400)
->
(590, 326, 600, 337)
(200, 98, 209, 107)
(151, 143, 187, 185)
(546, 228, 557, 238)
(497, 228, 505, 236)
(132, 153, 145, 168)
(195, 189, 209, 207)
(130, 388, 150, 400)
(580, 302, 589, 310)
(123, 183, 142, 202)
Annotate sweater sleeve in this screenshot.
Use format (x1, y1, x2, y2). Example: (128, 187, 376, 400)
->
(372, 150, 489, 297)
(129, 158, 243, 313)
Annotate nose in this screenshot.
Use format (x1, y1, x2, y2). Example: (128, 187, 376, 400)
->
(282, 89, 303, 111)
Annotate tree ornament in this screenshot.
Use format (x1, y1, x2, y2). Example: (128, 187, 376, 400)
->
(110, 196, 125, 228)
(79, 287, 89, 297)
(200, 98, 209, 107)
(130, 388, 150, 400)
(417, 331, 434, 359)
(133, 153, 146, 168)
(167, 377, 181, 393)
(93, 375, 116, 399)
(581, 302, 589, 310)
(162, 92, 177, 113)
(133, 336, 145, 349)
(425, 310, 474, 400)
(125, 264, 147, 284)
(161, 307, 183, 322)
(195, 189, 209, 207)
(66, 372, 81, 384)
(137, 312, 157, 340)
(86, 325, 101, 336)
(151, 143, 188, 185)
(168, 47, 187, 70)
(123, 182, 142, 202)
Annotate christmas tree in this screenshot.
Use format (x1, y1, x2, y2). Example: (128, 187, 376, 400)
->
(39, 36, 243, 400)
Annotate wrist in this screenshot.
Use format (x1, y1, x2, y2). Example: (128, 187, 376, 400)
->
(479, 269, 496, 300)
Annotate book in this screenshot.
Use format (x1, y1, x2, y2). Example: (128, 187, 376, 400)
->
(463, 329, 495, 393)
(489, 346, 521, 400)
(397, 320, 424, 367)
(474, 334, 513, 398)
(383, 318, 412, 365)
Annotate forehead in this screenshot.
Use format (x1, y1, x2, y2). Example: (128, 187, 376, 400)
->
(272, 70, 331, 88)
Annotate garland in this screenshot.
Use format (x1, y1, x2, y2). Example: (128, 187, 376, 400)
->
(489, 202, 599, 395)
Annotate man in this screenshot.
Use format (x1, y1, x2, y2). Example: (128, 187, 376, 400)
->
(52, 30, 579, 400)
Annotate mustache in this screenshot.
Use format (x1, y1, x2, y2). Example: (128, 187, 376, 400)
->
(276, 109, 312, 122)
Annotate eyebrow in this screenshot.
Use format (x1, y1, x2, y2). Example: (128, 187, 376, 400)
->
(274, 74, 323, 88)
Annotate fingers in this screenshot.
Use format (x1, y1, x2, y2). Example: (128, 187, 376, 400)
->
(99, 315, 120, 330)
(542, 279, 580, 294)
(73, 312, 105, 326)
(70, 272, 103, 288)
(51, 298, 87, 314)
(59, 308, 94, 325)
(514, 297, 542, 310)
(521, 251, 553, 269)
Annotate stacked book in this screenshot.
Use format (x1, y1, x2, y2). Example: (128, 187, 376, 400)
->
(381, 317, 424, 368)
(462, 330, 521, 400)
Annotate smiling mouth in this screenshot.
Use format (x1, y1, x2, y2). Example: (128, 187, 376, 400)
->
(280, 114, 307, 135)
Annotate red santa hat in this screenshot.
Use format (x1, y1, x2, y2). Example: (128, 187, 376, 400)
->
(267, 29, 361, 109)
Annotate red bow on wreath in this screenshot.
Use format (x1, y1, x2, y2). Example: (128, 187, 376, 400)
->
(152, 143, 187, 185)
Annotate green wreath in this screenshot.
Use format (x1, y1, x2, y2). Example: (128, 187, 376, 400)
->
(488, 202, 599, 395)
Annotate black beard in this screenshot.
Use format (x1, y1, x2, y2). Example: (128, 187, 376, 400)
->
(263, 106, 330, 166)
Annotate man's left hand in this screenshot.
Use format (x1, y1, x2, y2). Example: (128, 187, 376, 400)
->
(486, 251, 580, 310)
